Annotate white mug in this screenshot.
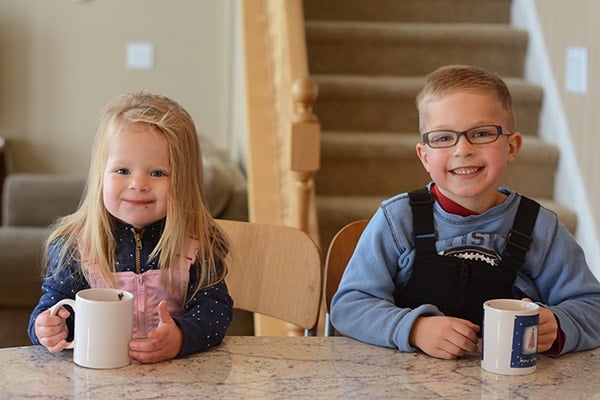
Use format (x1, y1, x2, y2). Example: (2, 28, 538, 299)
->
(481, 298, 539, 375)
(50, 288, 134, 369)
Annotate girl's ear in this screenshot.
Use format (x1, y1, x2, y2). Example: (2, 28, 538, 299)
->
(415, 143, 431, 173)
(506, 131, 523, 163)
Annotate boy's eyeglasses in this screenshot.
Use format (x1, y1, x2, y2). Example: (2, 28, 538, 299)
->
(421, 125, 512, 149)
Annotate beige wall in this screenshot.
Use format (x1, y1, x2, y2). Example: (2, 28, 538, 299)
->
(531, 1, 599, 252)
(0, 0, 234, 175)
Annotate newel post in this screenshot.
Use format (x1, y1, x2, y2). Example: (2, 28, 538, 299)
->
(290, 76, 320, 234)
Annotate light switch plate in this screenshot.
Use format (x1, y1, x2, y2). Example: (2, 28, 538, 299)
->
(126, 42, 154, 70)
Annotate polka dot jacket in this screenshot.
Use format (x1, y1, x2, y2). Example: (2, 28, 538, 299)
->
(28, 218, 233, 357)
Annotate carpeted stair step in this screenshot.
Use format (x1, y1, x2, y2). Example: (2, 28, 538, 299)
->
(306, 22, 528, 77)
(317, 194, 577, 253)
(305, 0, 578, 251)
(304, 0, 511, 24)
(317, 133, 559, 200)
(316, 132, 428, 197)
(313, 75, 544, 137)
(316, 195, 384, 251)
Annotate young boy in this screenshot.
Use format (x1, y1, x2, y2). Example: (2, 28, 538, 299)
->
(330, 64, 600, 360)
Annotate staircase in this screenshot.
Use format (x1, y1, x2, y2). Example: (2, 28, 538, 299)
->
(303, 0, 577, 251)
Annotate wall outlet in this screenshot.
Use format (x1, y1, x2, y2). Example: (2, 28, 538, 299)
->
(565, 46, 588, 94)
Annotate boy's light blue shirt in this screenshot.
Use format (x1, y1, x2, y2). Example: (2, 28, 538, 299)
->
(330, 186, 600, 355)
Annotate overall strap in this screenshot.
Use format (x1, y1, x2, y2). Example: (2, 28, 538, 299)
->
(501, 195, 540, 271)
(408, 187, 436, 254)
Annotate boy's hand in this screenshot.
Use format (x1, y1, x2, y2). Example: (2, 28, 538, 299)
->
(128, 300, 183, 364)
(409, 315, 480, 360)
(521, 298, 558, 353)
(35, 307, 71, 353)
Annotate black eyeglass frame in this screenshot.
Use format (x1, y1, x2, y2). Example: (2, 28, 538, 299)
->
(420, 124, 512, 149)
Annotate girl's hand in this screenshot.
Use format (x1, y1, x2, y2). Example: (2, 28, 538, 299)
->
(521, 298, 558, 353)
(34, 307, 71, 353)
(128, 300, 183, 364)
(409, 315, 480, 360)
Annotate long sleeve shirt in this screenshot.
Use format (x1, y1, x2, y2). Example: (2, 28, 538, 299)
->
(331, 187, 600, 355)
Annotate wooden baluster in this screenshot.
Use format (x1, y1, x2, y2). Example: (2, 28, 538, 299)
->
(256, 76, 321, 338)
(283, 77, 320, 336)
(290, 76, 320, 235)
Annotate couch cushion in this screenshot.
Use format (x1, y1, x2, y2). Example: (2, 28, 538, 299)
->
(0, 227, 47, 306)
(200, 136, 236, 217)
(2, 174, 84, 227)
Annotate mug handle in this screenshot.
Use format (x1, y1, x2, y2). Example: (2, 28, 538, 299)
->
(49, 299, 76, 349)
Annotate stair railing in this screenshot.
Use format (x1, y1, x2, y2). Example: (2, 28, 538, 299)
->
(241, 0, 321, 335)
(241, 0, 320, 242)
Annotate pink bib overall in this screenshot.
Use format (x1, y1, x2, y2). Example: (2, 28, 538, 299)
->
(83, 239, 199, 338)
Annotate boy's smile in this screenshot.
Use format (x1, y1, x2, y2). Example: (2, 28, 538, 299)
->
(416, 91, 522, 213)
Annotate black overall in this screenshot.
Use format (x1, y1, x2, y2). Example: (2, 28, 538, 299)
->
(394, 188, 540, 327)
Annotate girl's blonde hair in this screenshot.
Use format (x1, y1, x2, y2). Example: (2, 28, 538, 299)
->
(415, 64, 515, 131)
(45, 91, 228, 296)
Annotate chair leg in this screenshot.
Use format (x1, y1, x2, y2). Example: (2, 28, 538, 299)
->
(324, 313, 336, 337)
(304, 327, 317, 336)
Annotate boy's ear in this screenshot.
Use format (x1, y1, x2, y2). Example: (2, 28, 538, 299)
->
(507, 131, 523, 163)
(415, 143, 430, 172)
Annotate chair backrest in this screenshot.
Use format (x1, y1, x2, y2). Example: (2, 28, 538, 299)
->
(323, 219, 368, 336)
(216, 219, 322, 334)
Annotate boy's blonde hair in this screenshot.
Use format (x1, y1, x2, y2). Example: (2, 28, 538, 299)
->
(416, 64, 515, 131)
(45, 91, 228, 296)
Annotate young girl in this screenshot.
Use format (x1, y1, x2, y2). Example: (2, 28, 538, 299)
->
(28, 91, 233, 363)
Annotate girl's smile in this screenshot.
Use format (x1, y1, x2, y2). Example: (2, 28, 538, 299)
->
(103, 123, 170, 230)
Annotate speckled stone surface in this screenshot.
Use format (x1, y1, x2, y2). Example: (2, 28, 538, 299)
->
(1, 336, 599, 399)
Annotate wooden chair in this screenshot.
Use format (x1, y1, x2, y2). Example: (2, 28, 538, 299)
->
(216, 219, 322, 335)
(323, 219, 369, 336)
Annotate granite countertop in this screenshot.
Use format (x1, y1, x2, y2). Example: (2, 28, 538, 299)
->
(1, 336, 599, 399)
